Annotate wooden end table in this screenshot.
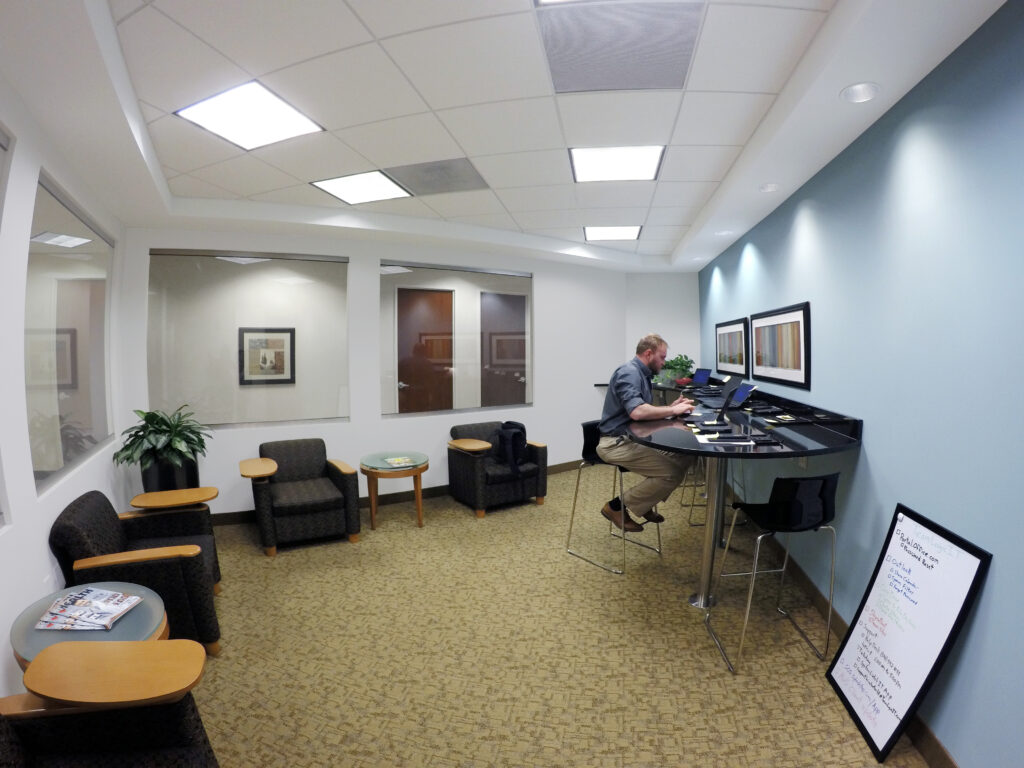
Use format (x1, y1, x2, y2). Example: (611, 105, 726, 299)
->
(359, 451, 429, 529)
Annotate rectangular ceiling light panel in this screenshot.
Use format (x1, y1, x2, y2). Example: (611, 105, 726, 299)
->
(585, 225, 641, 241)
(313, 171, 411, 205)
(570, 146, 664, 182)
(176, 82, 322, 151)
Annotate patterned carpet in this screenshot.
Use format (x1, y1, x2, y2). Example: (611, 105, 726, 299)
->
(195, 469, 928, 767)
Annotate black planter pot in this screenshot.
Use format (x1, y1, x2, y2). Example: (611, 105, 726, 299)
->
(141, 456, 200, 492)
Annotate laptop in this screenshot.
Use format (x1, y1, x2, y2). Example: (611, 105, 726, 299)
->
(703, 382, 757, 427)
(690, 367, 711, 386)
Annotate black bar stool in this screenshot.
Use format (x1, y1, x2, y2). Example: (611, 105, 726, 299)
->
(565, 421, 661, 574)
(710, 472, 839, 670)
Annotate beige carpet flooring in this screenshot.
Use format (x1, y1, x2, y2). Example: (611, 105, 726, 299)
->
(195, 469, 928, 767)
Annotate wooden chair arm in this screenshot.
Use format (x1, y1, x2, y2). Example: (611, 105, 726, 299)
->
(22, 640, 206, 708)
(328, 459, 356, 474)
(129, 487, 218, 509)
(527, 440, 546, 448)
(118, 506, 206, 522)
(448, 438, 492, 453)
(73, 545, 201, 571)
(0, 692, 90, 719)
(240, 457, 278, 478)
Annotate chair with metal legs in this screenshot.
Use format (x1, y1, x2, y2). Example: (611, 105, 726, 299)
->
(566, 420, 661, 574)
(679, 455, 707, 526)
(711, 473, 839, 669)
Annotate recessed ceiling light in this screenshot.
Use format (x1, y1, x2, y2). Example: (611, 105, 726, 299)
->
(215, 256, 270, 265)
(759, 183, 780, 193)
(313, 172, 411, 205)
(570, 146, 664, 182)
(380, 265, 413, 274)
(840, 82, 881, 103)
(31, 231, 91, 248)
(584, 225, 641, 241)
(176, 81, 322, 150)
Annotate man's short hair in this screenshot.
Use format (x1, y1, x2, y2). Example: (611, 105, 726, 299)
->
(636, 334, 667, 355)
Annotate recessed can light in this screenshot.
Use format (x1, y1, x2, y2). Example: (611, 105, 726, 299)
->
(840, 82, 880, 103)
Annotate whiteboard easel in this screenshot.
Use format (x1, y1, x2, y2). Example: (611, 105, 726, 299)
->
(826, 504, 991, 762)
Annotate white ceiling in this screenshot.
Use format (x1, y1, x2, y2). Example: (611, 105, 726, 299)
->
(0, 0, 1005, 271)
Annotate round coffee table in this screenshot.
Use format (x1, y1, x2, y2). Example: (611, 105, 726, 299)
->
(10, 581, 167, 670)
(359, 451, 429, 529)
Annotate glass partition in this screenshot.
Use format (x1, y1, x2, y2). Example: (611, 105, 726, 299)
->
(148, 251, 349, 425)
(24, 181, 113, 487)
(381, 265, 532, 414)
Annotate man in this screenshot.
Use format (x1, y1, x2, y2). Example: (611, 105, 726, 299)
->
(597, 334, 696, 532)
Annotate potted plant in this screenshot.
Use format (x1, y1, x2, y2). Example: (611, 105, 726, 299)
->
(113, 405, 212, 492)
(656, 354, 696, 386)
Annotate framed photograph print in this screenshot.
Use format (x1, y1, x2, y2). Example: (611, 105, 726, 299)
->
(715, 318, 748, 377)
(238, 327, 295, 385)
(26, 328, 78, 390)
(750, 302, 811, 389)
(489, 332, 526, 367)
(418, 333, 453, 366)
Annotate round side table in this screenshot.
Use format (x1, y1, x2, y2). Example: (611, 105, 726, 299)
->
(359, 451, 429, 529)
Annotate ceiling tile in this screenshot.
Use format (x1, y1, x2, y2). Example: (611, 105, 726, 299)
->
(707, 0, 835, 11)
(346, 0, 531, 38)
(645, 206, 699, 226)
(496, 185, 576, 213)
(472, 150, 574, 189)
(687, 4, 826, 93)
(525, 227, 584, 243)
(558, 91, 682, 146)
(148, 114, 242, 172)
(191, 155, 300, 196)
(538, 1, 701, 92)
(640, 225, 687, 241)
(671, 92, 775, 145)
(382, 14, 551, 110)
(167, 173, 239, 199)
(249, 184, 347, 208)
(154, 0, 372, 76)
(348, 197, 442, 218)
(385, 158, 488, 196)
(636, 239, 678, 256)
(652, 181, 718, 208)
(660, 145, 741, 182)
(577, 207, 649, 226)
(116, 6, 248, 113)
(575, 181, 656, 209)
(253, 132, 374, 183)
(437, 98, 564, 157)
(337, 113, 463, 169)
(421, 189, 506, 218)
(513, 209, 584, 230)
(262, 44, 428, 131)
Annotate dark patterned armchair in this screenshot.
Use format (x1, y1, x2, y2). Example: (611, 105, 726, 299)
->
(240, 438, 360, 557)
(447, 422, 547, 518)
(48, 490, 221, 654)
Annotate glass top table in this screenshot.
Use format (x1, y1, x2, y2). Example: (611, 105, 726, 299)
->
(359, 451, 430, 529)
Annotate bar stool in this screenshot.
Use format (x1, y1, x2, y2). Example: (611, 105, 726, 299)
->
(711, 473, 839, 669)
(566, 421, 661, 574)
(679, 455, 707, 526)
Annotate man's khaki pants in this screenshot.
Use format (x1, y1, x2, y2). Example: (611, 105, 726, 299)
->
(596, 435, 692, 517)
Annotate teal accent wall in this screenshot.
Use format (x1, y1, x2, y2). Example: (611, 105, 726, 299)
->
(699, 3, 1023, 765)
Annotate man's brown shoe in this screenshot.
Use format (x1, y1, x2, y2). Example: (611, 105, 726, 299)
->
(642, 509, 665, 524)
(601, 503, 643, 532)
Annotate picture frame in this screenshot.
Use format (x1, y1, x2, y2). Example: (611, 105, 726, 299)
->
(827, 504, 991, 761)
(418, 333, 453, 366)
(750, 302, 811, 389)
(714, 318, 748, 378)
(238, 327, 295, 385)
(26, 328, 78, 390)
(489, 332, 526, 367)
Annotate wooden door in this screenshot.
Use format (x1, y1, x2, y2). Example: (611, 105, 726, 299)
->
(396, 288, 453, 413)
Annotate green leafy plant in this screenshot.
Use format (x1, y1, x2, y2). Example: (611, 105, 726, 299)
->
(663, 353, 695, 379)
(112, 405, 211, 470)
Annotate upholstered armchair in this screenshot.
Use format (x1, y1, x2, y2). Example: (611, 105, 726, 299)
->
(240, 438, 360, 557)
(48, 490, 221, 654)
(447, 422, 547, 518)
(0, 640, 218, 766)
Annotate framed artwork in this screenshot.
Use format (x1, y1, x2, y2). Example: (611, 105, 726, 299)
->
(750, 302, 811, 389)
(238, 327, 295, 385)
(26, 328, 78, 390)
(489, 332, 526, 367)
(418, 333, 452, 365)
(714, 318, 748, 378)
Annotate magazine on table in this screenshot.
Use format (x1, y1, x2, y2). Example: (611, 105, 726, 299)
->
(384, 456, 415, 467)
(35, 586, 142, 631)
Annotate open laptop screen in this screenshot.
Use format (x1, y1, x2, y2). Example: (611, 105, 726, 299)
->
(691, 368, 711, 385)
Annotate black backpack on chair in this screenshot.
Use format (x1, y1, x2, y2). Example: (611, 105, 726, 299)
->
(490, 421, 528, 474)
